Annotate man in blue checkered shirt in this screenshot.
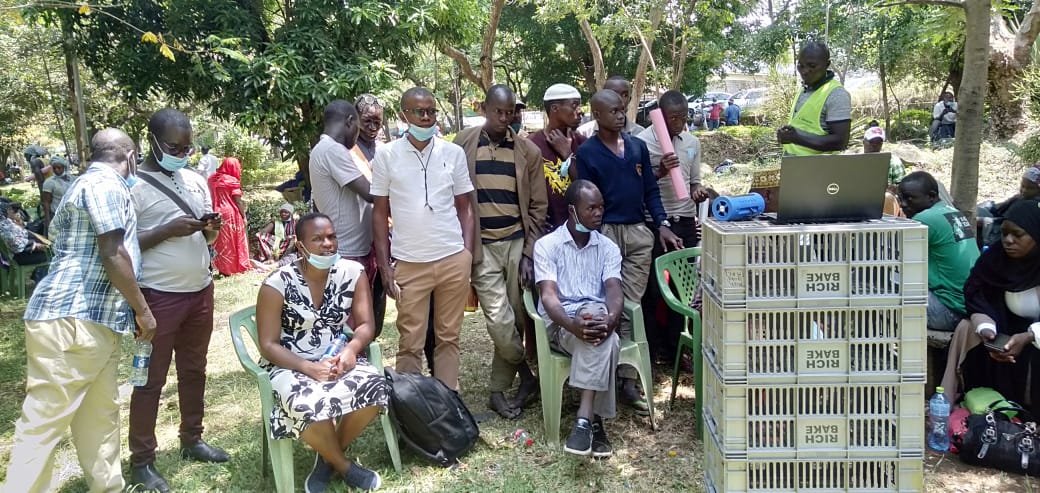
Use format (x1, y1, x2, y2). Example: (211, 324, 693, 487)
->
(2, 129, 157, 493)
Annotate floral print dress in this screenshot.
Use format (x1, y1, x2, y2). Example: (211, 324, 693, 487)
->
(260, 259, 389, 439)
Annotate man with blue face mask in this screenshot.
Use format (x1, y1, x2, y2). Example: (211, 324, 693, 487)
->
(371, 87, 476, 392)
(128, 108, 228, 492)
(534, 179, 623, 458)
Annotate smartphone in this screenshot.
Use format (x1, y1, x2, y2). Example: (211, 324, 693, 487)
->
(984, 333, 1012, 353)
(199, 212, 220, 222)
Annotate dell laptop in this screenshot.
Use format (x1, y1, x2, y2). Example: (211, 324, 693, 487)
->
(774, 153, 890, 224)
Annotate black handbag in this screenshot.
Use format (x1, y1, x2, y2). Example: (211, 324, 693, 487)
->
(958, 405, 1040, 475)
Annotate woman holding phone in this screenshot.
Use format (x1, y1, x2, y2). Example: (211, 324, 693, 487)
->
(944, 199, 1040, 411)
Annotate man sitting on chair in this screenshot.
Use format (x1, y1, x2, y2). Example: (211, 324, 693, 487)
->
(533, 179, 623, 458)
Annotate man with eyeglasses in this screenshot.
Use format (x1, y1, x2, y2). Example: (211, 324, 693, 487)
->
(453, 85, 545, 418)
(529, 83, 586, 233)
(636, 90, 711, 366)
(575, 90, 683, 416)
(372, 87, 475, 391)
(128, 109, 228, 493)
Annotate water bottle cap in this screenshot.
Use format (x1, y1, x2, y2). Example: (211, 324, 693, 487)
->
(935, 387, 944, 393)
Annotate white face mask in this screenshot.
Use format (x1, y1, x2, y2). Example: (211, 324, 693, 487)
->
(301, 245, 339, 270)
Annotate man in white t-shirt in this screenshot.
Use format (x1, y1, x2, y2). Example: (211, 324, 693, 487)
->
(128, 109, 228, 493)
(932, 91, 957, 140)
(372, 87, 476, 391)
(196, 146, 218, 178)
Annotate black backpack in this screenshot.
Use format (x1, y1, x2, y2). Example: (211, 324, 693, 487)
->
(384, 368, 480, 467)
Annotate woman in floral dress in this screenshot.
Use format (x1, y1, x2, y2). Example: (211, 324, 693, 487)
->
(255, 213, 388, 492)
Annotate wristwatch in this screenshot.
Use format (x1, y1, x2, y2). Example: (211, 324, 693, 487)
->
(660, 219, 672, 228)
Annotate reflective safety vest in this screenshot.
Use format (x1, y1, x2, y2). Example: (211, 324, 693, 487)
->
(784, 78, 842, 156)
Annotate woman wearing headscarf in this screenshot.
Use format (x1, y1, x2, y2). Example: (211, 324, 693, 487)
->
(256, 203, 298, 266)
(208, 157, 251, 276)
(941, 199, 1040, 411)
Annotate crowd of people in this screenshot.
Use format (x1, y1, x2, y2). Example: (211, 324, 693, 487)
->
(0, 36, 1030, 493)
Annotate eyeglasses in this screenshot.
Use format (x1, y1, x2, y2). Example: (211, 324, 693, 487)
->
(405, 108, 438, 118)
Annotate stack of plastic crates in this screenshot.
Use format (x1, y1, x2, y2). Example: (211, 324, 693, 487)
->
(700, 216, 928, 492)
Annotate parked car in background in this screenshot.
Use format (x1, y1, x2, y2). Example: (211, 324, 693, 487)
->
(687, 92, 732, 115)
(732, 87, 769, 113)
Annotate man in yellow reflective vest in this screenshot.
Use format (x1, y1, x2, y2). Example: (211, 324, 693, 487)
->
(753, 42, 853, 211)
(777, 41, 852, 155)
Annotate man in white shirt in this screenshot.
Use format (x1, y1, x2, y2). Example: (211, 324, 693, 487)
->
(575, 76, 645, 138)
(372, 87, 476, 391)
(932, 91, 957, 140)
(196, 146, 218, 178)
(128, 109, 227, 493)
(636, 90, 711, 364)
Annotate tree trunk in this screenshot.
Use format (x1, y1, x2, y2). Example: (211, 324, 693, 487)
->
(437, 0, 505, 93)
(62, 21, 90, 167)
(879, 20, 891, 131)
(629, 1, 665, 120)
(951, 0, 990, 220)
(578, 17, 605, 91)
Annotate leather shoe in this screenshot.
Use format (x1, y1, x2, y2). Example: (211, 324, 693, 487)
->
(180, 439, 230, 463)
(130, 463, 172, 493)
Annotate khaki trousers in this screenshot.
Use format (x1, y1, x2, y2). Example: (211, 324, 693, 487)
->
(395, 249, 472, 391)
(2, 318, 124, 493)
(600, 223, 654, 380)
(471, 238, 527, 392)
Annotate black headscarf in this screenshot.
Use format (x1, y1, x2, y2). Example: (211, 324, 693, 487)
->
(970, 199, 1040, 292)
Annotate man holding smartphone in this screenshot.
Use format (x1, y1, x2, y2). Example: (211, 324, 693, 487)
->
(534, 179, 624, 458)
(128, 109, 228, 492)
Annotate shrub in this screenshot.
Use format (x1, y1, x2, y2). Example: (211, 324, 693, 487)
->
(1018, 132, 1040, 164)
(242, 160, 297, 188)
(888, 109, 932, 142)
(699, 125, 780, 167)
(215, 126, 270, 172)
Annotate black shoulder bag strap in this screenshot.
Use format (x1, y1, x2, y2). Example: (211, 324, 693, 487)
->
(137, 171, 199, 219)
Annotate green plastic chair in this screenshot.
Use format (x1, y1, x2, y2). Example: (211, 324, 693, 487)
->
(521, 289, 657, 446)
(228, 306, 402, 493)
(0, 240, 48, 299)
(653, 247, 703, 436)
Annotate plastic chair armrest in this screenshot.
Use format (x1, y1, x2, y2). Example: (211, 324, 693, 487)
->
(623, 300, 649, 344)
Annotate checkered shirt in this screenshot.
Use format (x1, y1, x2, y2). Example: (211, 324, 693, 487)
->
(24, 163, 140, 334)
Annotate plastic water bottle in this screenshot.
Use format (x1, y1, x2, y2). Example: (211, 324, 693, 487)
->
(320, 332, 349, 361)
(928, 387, 951, 452)
(129, 340, 153, 387)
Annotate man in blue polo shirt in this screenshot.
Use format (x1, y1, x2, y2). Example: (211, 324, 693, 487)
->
(575, 89, 683, 413)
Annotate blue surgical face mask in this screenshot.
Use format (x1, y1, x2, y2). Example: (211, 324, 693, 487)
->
(124, 175, 138, 188)
(123, 152, 138, 188)
(407, 124, 437, 142)
(510, 122, 522, 134)
(302, 245, 340, 270)
(151, 134, 191, 171)
(570, 206, 593, 233)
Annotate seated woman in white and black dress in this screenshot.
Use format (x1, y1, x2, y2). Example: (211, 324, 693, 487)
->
(255, 213, 388, 492)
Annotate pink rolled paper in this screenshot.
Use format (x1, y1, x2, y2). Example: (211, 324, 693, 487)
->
(649, 108, 690, 201)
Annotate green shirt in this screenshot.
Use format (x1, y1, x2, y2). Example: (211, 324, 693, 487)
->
(914, 202, 980, 314)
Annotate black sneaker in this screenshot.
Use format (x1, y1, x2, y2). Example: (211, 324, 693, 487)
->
(591, 419, 613, 458)
(305, 453, 335, 493)
(564, 419, 593, 456)
(343, 460, 382, 491)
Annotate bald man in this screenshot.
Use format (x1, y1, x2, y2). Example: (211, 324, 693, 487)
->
(129, 108, 227, 492)
(4, 128, 156, 493)
(575, 90, 681, 415)
(575, 76, 645, 138)
(454, 84, 545, 417)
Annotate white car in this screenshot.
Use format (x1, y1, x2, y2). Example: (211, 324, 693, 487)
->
(687, 92, 732, 115)
(731, 87, 769, 113)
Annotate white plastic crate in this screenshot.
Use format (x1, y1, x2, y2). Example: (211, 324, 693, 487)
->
(700, 217, 928, 309)
(702, 293, 926, 385)
(705, 430, 925, 492)
(703, 364, 925, 460)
